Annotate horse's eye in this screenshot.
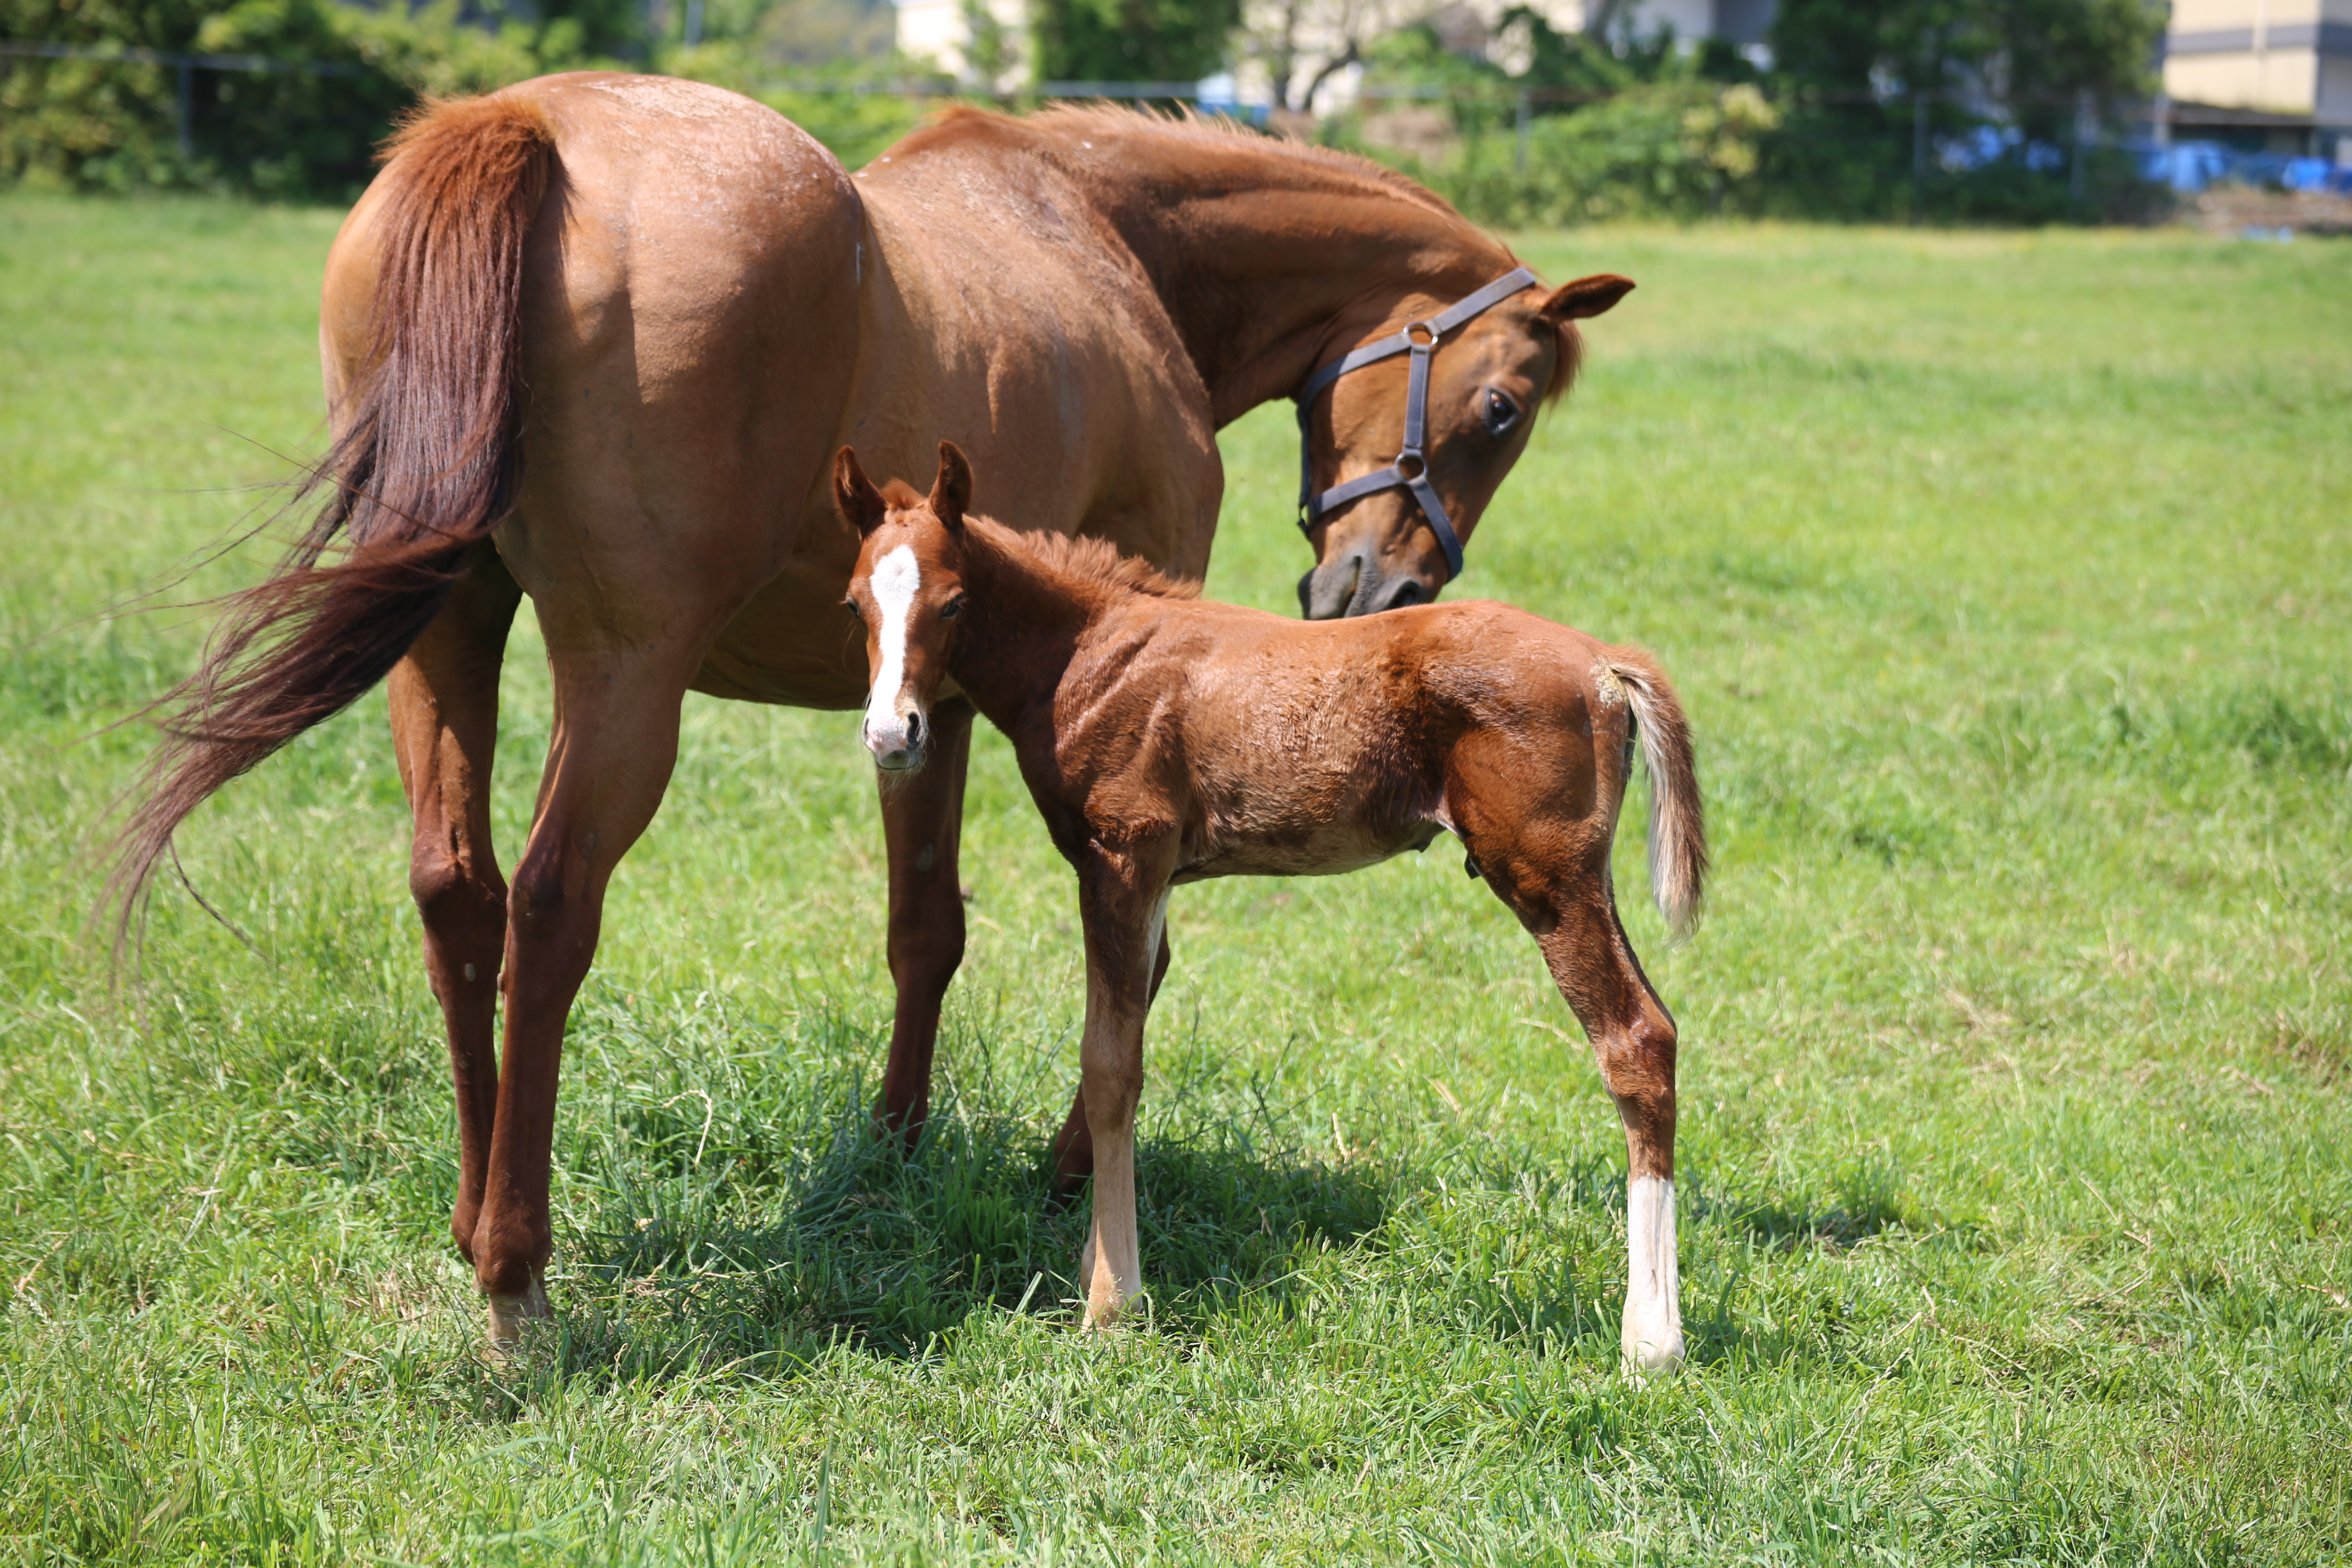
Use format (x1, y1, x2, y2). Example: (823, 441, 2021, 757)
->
(1482, 388, 1521, 438)
(940, 596, 966, 620)
(842, 597, 864, 624)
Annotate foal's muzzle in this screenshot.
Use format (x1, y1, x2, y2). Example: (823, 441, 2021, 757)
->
(865, 708, 927, 773)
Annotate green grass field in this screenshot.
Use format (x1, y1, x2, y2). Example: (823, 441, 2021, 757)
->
(1, 192, 2347, 1564)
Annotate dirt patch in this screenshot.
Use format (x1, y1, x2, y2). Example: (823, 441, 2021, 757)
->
(2185, 185, 2352, 238)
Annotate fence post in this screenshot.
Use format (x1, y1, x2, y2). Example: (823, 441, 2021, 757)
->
(1514, 88, 1530, 175)
(175, 60, 194, 159)
(2068, 88, 2091, 213)
(1912, 90, 1928, 221)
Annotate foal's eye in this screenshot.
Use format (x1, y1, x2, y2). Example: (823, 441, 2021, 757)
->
(939, 596, 967, 621)
(842, 597, 864, 624)
(1482, 388, 1521, 438)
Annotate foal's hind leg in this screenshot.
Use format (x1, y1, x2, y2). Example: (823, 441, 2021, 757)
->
(1533, 891, 1683, 1370)
(1475, 822, 1683, 1371)
(872, 700, 975, 1147)
(388, 544, 522, 1270)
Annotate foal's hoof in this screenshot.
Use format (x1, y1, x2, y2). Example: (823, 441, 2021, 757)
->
(484, 1275, 552, 1359)
(1621, 1329, 1686, 1376)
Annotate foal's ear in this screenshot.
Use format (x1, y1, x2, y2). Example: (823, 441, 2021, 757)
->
(834, 447, 888, 537)
(930, 440, 973, 533)
(1538, 274, 1635, 322)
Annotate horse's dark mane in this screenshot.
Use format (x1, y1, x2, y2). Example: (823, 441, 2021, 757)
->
(1036, 105, 1466, 221)
(912, 103, 1468, 225)
(889, 105, 1590, 403)
(972, 516, 1201, 602)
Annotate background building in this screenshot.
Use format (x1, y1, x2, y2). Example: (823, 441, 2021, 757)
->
(2162, 0, 2352, 153)
(894, 0, 1776, 97)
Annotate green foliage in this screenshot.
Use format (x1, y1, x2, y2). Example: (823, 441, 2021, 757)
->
(1030, 0, 1238, 85)
(1, 0, 942, 199)
(1380, 81, 1785, 223)
(1345, 26, 1782, 223)
(0, 0, 608, 198)
(657, 46, 928, 168)
(3, 196, 2350, 1562)
(959, 0, 1014, 85)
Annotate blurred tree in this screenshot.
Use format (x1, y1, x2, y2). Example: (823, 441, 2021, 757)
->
(742, 0, 895, 64)
(1764, 0, 2159, 217)
(1033, 0, 1239, 84)
(0, 0, 606, 194)
(958, 0, 1014, 84)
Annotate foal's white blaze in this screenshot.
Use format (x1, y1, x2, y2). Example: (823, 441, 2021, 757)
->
(862, 544, 922, 766)
(1623, 1175, 1685, 1370)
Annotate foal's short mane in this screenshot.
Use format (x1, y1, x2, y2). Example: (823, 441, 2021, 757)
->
(975, 517, 1202, 602)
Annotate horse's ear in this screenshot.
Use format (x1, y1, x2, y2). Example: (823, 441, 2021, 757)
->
(835, 447, 887, 537)
(1539, 274, 1635, 322)
(931, 440, 973, 533)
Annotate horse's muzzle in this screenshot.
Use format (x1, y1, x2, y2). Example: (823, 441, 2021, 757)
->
(1298, 551, 1434, 620)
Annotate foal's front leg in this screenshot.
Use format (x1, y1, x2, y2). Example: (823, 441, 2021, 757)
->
(1071, 847, 1172, 1327)
(872, 700, 976, 1146)
(1051, 920, 1170, 1197)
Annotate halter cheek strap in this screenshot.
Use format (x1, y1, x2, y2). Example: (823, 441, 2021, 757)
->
(1293, 265, 1539, 584)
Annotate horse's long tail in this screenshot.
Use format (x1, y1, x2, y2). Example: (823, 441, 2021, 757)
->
(1603, 650, 1706, 939)
(111, 94, 555, 932)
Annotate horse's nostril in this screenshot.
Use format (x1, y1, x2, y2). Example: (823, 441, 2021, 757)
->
(906, 712, 924, 748)
(1389, 579, 1423, 610)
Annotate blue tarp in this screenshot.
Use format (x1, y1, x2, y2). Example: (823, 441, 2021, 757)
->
(2140, 140, 2352, 194)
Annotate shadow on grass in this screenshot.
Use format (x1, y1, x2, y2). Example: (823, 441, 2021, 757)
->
(541, 1071, 1390, 1386)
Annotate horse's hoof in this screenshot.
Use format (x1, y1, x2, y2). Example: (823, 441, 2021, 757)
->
(871, 1105, 925, 1154)
(484, 1275, 552, 1358)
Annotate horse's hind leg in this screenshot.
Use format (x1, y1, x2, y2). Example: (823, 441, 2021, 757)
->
(388, 544, 521, 1271)
(473, 638, 699, 1347)
(872, 699, 975, 1147)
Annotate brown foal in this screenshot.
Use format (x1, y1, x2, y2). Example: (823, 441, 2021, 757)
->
(839, 444, 1706, 1370)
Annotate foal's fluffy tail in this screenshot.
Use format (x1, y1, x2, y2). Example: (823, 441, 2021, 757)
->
(109, 93, 553, 940)
(1603, 651, 1707, 939)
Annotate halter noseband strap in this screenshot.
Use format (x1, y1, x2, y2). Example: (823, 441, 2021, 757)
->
(1293, 265, 1539, 584)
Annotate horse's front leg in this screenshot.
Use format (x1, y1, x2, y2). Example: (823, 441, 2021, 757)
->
(1071, 848, 1172, 1327)
(871, 699, 976, 1147)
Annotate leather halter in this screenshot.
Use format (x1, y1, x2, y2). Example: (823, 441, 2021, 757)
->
(1292, 266, 1538, 584)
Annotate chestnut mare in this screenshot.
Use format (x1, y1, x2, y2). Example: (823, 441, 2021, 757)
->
(839, 444, 1705, 1369)
(116, 74, 1635, 1348)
